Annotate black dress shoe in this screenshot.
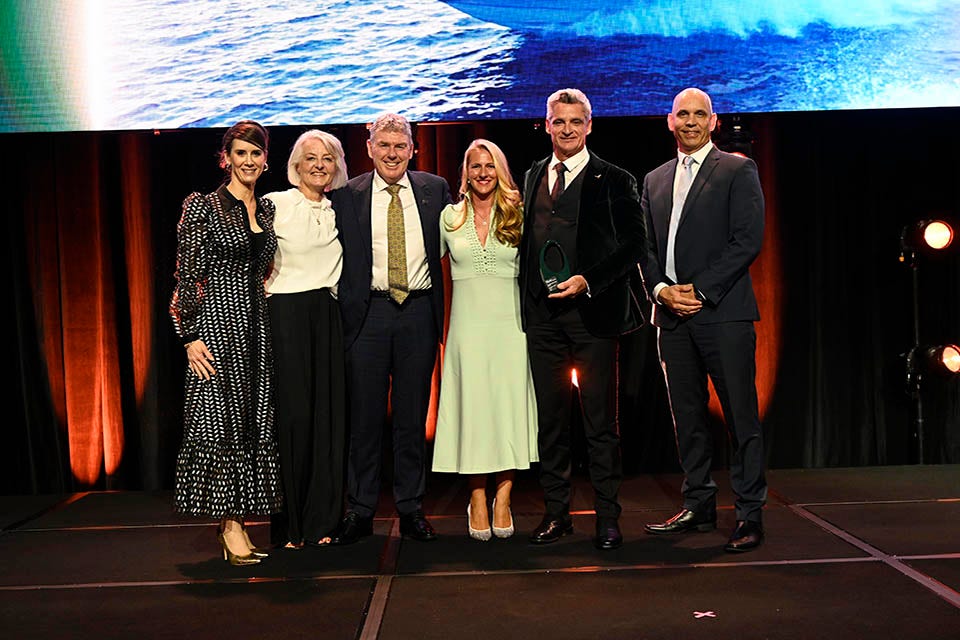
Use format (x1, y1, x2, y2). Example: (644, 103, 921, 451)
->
(329, 512, 373, 546)
(529, 516, 573, 544)
(593, 517, 623, 550)
(399, 510, 437, 541)
(724, 520, 763, 553)
(644, 507, 717, 535)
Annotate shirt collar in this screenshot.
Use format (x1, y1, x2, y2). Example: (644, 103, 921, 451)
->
(217, 183, 243, 210)
(372, 171, 412, 193)
(290, 186, 330, 206)
(551, 146, 589, 173)
(678, 140, 714, 166)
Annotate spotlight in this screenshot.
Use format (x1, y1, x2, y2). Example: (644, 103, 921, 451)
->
(899, 219, 955, 265)
(910, 344, 960, 377)
(897, 216, 957, 463)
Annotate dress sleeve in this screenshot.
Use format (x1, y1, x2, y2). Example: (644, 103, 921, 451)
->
(439, 214, 448, 258)
(169, 192, 210, 342)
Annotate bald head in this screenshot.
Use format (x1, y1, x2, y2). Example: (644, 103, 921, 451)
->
(671, 88, 713, 116)
(668, 87, 717, 155)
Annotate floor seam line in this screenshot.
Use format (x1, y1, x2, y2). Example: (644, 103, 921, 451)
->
(787, 503, 960, 609)
(358, 518, 402, 640)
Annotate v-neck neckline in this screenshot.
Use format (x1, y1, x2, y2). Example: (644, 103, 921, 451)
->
(470, 201, 493, 250)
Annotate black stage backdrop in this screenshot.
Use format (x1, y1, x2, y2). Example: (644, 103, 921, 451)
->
(5, 108, 959, 495)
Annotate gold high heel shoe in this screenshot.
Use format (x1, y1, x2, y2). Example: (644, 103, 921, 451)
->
(217, 530, 261, 566)
(239, 523, 269, 558)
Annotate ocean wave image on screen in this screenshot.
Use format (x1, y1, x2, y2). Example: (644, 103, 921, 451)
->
(1, 0, 959, 132)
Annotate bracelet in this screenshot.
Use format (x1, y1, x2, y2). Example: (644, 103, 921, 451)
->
(184, 341, 194, 350)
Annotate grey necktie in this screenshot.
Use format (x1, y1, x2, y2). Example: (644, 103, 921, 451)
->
(665, 155, 695, 282)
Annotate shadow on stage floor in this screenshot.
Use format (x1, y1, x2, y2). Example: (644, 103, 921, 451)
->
(2, 465, 959, 639)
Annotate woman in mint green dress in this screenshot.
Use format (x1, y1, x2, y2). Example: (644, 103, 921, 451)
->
(432, 139, 538, 541)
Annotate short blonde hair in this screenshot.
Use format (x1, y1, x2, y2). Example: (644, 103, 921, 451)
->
(286, 129, 348, 190)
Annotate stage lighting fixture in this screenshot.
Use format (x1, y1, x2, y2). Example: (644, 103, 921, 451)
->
(907, 344, 960, 382)
(716, 115, 754, 158)
(898, 215, 957, 462)
(915, 344, 960, 376)
(899, 218, 955, 265)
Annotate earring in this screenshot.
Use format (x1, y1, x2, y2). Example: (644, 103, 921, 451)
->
(263, 163, 269, 172)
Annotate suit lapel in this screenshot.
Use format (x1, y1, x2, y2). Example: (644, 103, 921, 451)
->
(524, 158, 549, 217)
(653, 160, 677, 258)
(408, 171, 432, 221)
(578, 153, 605, 215)
(679, 147, 720, 226)
(355, 173, 374, 271)
(408, 171, 438, 261)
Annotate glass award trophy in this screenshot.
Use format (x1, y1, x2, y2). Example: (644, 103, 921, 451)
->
(539, 240, 571, 293)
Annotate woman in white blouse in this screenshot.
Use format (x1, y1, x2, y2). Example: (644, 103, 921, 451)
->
(264, 130, 348, 548)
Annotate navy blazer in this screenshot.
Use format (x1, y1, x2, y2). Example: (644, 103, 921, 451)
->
(639, 145, 765, 330)
(519, 151, 647, 338)
(331, 170, 452, 347)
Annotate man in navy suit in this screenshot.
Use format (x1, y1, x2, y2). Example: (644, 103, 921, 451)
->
(639, 87, 767, 552)
(519, 88, 647, 550)
(329, 113, 451, 544)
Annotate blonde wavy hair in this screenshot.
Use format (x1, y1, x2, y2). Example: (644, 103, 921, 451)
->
(445, 139, 523, 247)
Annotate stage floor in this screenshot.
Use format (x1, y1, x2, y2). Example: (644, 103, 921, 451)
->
(2, 465, 959, 639)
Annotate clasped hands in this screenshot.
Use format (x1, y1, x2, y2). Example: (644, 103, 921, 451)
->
(185, 339, 217, 380)
(658, 283, 703, 318)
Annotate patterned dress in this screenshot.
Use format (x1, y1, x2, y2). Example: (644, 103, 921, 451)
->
(170, 185, 283, 518)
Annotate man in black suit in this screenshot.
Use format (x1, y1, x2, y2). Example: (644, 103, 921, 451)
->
(639, 87, 767, 552)
(520, 88, 647, 550)
(329, 113, 452, 544)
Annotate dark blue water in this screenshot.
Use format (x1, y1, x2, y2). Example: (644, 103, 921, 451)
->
(89, 0, 960, 130)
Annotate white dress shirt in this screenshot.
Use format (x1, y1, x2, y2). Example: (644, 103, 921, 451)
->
(654, 140, 714, 301)
(370, 172, 431, 292)
(264, 188, 342, 296)
(548, 146, 590, 195)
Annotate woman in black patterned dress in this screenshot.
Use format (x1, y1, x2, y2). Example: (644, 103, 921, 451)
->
(170, 121, 283, 565)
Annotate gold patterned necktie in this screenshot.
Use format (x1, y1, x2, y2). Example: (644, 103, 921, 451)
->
(386, 183, 408, 303)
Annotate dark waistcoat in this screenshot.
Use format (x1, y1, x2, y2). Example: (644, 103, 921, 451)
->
(524, 168, 584, 325)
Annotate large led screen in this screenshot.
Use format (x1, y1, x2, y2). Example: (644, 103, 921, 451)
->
(2, 0, 959, 132)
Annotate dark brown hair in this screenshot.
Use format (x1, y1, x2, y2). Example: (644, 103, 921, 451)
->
(219, 120, 269, 170)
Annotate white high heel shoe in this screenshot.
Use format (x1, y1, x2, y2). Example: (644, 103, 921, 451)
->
(467, 503, 492, 541)
(491, 498, 515, 539)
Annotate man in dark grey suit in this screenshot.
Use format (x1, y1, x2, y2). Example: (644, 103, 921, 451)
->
(519, 88, 647, 550)
(639, 87, 767, 552)
(329, 113, 451, 544)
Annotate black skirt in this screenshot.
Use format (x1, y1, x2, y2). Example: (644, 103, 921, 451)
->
(267, 288, 346, 544)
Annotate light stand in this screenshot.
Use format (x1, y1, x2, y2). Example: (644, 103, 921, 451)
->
(901, 248, 925, 462)
(899, 218, 958, 463)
